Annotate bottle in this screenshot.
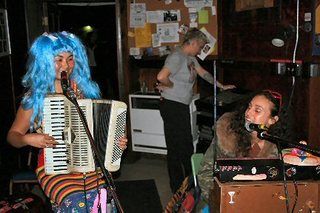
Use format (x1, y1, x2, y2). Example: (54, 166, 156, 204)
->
(111, 199, 117, 213)
(141, 81, 147, 94)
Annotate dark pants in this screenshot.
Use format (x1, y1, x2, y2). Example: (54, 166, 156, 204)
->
(159, 99, 194, 193)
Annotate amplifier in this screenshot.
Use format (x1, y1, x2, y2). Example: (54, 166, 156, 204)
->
(210, 177, 320, 213)
(216, 158, 320, 182)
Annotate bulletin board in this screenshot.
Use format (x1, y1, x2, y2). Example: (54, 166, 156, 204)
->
(127, 0, 218, 59)
(316, 2, 320, 34)
(312, 1, 320, 56)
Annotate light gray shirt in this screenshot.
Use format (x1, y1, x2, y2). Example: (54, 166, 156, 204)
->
(161, 48, 200, 105)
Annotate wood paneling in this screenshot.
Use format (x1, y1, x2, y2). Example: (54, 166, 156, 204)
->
(218, 0, 320, 146)
(308, 77, 320, 145)
(219, 0, 315, 62)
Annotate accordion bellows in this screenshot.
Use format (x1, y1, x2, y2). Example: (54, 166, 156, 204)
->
(42, 95, 127, 175)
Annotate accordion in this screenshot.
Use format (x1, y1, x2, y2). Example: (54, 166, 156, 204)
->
(42, 95, 127, 175)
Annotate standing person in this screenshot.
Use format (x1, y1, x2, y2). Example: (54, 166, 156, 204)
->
(93, 32, 118, 99)
(85, 30, 116, 99)
(156, 28, 235, 193)
(84, 30, 98, 72)
(7, 31, 127, 212)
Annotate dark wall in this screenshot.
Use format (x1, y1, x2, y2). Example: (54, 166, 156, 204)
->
(25, 0, 44, 44)
(46, 3, 119, 99)
(218, 0, 320, 146)
(219, 0, 317, 61)
(0, 0, 29, 197)
(220, 61, 310, 139)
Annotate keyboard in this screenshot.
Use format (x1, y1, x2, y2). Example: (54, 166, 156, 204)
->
(216, 158, 320, 182)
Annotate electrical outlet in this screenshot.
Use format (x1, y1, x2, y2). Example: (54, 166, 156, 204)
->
(309, 64, 320, 77)
(285, 63, 302, 76)
(276, 63, 286, 75)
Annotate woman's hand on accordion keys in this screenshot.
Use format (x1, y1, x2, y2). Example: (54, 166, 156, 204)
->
(118, 137, 128, 150)
(26, 133, 57, 148)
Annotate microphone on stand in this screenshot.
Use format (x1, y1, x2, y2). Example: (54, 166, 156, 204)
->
(245, 122, 268, 133)
(61, 71, 77, 101)
(60, 71, 69, 95)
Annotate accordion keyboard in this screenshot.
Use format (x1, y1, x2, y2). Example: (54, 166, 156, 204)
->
(43, 96, 68, 174)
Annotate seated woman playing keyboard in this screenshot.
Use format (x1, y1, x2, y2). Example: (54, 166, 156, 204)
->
(197, 90, 294, 207)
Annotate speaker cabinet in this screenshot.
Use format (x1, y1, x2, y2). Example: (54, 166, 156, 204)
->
(210, 177, 319, 213)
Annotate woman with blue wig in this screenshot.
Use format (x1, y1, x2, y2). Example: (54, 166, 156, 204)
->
(7, 31, 127, 212)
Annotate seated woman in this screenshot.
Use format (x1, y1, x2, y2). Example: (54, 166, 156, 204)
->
(197, 90, 293, 205)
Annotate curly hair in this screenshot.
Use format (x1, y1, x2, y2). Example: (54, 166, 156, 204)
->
(21, 31, 101, 129)
(229, 90, 293, 157)
(182, 28, 209, 45)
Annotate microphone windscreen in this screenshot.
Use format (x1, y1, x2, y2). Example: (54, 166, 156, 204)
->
(244, 122, 253, 132)
(61, 71, 67, 80)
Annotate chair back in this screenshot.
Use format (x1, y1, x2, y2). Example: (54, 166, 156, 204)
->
(9, 147, 39, 195)
(191, 153, 204, 187)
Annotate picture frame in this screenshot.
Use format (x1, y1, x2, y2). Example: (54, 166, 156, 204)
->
(0, 9, 11, 57)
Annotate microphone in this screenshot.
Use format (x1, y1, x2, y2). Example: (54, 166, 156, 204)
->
(60, 71, 69, 94)
(245, 122, 268, 133)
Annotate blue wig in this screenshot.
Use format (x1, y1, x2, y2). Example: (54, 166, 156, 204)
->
(21, 31, 101, 129)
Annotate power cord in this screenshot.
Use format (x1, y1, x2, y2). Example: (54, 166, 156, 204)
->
(291, 179, 298, 213)
(277, 141, 290, 213)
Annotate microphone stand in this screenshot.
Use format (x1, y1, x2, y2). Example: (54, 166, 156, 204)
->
(258, 131, 320, 157)
(257, 130, 291, 213)
(212, 60, 219, 175)
(257, 130, 320, 213)
(63, 88, 124, 213)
